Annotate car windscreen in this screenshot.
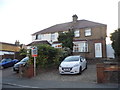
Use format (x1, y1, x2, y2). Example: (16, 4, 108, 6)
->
(0, 59, 11, 63)
(20, 57, 29, 62)
(63, 56, 79, 62)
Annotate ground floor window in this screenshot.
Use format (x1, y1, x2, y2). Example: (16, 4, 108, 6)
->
(52, 43, 62, 48)
(73, 41, 88, 52)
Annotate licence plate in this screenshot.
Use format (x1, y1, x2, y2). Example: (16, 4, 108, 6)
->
(14, 68, 19, 70)
(64, 68, 70, 71)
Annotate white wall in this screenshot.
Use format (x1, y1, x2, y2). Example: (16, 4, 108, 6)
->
(32, 35, 36, 41)
(32, 32, 59, 43)
(106, 44, 115, 58)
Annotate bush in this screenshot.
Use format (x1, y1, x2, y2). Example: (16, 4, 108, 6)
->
(58, 47, 71, 62)
(35, 44, 61, 68)
(25, 44, 70, 69)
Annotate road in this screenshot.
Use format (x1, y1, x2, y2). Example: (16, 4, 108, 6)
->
(1, 65, 120, 89)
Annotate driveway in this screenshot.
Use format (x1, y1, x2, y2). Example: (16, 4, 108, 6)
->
(36, 64, 97, 83)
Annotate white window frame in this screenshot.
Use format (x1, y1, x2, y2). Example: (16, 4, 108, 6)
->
(37, 34, 44, 40)
(74, 30, 80, 37)
(51, 33, 55, 40)
(73, 41, 88, 52)
(38, 34, 41, 40)
(85, 28, 92, 36)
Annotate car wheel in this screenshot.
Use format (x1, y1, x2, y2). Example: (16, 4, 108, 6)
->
(16, 71, 19, 73)
(79, 66, 82, 75)
(85, 63, 87, 69)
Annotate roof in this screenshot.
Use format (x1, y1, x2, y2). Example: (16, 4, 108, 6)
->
(0, 42, 20, 52)
(32, 19, 107, 35)
(27, 40, 51, 46)
(0, 42, 17, 46)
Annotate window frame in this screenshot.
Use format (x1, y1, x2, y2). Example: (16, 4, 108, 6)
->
(85, 28, 92, 36)
(35, 34, 38, 40)
(74, 30, 80, 37)
(73, 41, 88, 52)
(51, 33, 55, 40)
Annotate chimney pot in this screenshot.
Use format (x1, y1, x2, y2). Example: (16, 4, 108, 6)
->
(72, 14, 78, 22)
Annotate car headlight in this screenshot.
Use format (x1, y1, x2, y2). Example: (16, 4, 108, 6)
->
(73, 64, 79, 67)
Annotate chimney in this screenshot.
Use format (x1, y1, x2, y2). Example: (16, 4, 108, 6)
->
(15, 40, 20, 46)
(72, 14, 78, 23)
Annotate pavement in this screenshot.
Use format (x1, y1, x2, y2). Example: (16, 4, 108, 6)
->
(2, 75, 120, 88)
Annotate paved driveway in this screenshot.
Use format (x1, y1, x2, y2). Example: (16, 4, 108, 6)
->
(36, 64, 97, 83)
(2, 64, 97, 83)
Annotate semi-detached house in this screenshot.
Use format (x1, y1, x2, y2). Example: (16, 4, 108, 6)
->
(31, 15, 107, 59)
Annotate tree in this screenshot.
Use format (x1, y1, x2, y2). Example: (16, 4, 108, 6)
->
(19, 48, 27, 56)
(110, 28, 120, 58)
(58, 30, 74, 54)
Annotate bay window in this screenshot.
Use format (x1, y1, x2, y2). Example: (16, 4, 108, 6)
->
(73, 41, 88, 52)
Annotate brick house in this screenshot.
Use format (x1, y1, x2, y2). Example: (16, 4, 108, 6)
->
(32, 15, 107, 59)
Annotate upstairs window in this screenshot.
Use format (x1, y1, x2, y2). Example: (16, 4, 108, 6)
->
(35, 34, 38, 40)
(41, 34, 44, 39)
(51, 33, 55, 40)
(85, 28, 92, 36)
(38, 34, 45, 40)
(74, 30, 80, 37)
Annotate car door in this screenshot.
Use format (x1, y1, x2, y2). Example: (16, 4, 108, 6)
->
(6, 59, 12, 67)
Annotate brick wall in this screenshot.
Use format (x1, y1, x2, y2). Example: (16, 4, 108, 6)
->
(73, 26, 107, 59)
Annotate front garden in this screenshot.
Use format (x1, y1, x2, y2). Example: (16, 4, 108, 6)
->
(19, 44, 71, 77)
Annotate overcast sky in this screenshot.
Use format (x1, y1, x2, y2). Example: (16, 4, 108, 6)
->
(0, 0, 119, 45)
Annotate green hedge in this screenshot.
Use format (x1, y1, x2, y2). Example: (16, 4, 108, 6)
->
(23, 44, 70, 69)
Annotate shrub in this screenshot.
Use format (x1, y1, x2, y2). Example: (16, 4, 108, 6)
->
(58, 47, 71, 62)
(23, 44, 70, 69)
(35, 44, 61, 68)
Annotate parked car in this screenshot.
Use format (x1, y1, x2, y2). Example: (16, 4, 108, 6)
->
(13, 57, 29, 73)
(0, 58, 19, 69)
(59, 55, 87, 74)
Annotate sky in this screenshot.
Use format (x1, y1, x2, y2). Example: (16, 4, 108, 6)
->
(0, 0, 119, 45)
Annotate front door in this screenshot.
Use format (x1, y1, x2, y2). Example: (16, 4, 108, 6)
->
(95, 43, 102, 58)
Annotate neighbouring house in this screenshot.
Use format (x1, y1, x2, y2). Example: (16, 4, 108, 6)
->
(0, 41, 21, 60)
(31, 15, 107, 59)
